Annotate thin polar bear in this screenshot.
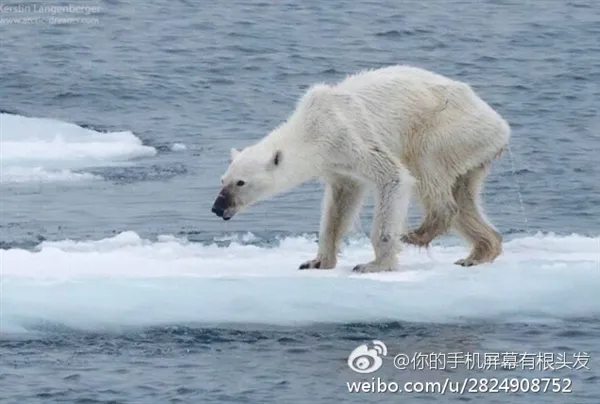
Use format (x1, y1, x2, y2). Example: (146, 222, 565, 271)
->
(211, 65, 510, 273)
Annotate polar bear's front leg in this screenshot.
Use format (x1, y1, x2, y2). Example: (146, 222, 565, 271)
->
(353, 170, 414, 273)
(299, 177, 365, 270)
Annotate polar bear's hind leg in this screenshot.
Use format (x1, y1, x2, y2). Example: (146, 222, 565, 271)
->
(401, 172, 459, 247)
(452, 163, 503, 266)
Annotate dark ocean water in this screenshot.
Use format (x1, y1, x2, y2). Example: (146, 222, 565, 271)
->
(1, 0, 599, 403)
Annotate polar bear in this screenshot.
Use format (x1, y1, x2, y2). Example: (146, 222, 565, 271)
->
(211, 65, 509, 273)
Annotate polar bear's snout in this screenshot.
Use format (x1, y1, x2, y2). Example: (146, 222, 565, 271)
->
(211, 188, 235, 220)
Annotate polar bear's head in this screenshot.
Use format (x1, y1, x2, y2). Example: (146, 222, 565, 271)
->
(211, 146, 284, 220)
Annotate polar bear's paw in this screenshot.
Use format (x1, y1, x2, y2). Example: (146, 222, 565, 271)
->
(298, 257, 336, 270)
(400, 230, 433, 247)
(352, 261, 395, 273)
(454, 240, 502, 267)
(455, 257, 495, 267)
(454, 258, 479, 267)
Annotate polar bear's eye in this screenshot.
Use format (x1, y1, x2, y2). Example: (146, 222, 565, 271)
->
(236, 180, 246, 187)
(273, 150, 281, 166)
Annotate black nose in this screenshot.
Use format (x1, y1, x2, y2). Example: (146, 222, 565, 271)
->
(211, 194, 228, 217)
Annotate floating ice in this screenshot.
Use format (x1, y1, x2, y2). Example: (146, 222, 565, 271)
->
(171, 143, 187, 151)
(0, 113, 156, 183)
(2, 232, 599, 331)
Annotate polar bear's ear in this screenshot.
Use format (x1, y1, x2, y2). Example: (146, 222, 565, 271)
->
(230, 148, 241, 162)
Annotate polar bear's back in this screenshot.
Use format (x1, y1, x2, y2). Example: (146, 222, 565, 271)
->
(303, 65, 510, 179)
(328, 65, 481, 124)
(323, 65, 497, 149)
(335, 65, 458, 93)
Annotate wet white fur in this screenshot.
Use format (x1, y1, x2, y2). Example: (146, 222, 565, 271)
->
(220, 65, 510, 272)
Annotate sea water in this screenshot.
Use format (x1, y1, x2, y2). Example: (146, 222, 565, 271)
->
(1, 0, 599, 403)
